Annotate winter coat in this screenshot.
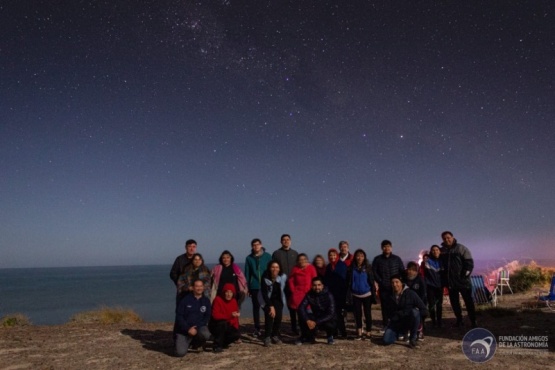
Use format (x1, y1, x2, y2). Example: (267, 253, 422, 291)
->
(324, 260, 348, 309)
(440, 240, 474, 290)
(346, 262, 377, 304)
(272, 248, 299, 277)
(384, 286, 428, 331)
(298, 287, 336, 325)
(405, 274, 427, 305)
(258, 272, 287, 309)
(244, 250, 273, 291)
(211, 283, 240, 329)
(175, 293, 211, 335)
(372, 253, 404, 289)
(177, 264, 211, 298)
(424, 257, 442, 288)
(287, 264, 317, 309)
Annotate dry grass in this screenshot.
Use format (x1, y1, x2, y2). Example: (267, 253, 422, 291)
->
(69, 306, 143, 325)
(1, 313, 32, 328)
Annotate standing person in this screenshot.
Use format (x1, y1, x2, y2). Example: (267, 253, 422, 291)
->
(324, 248, 348, 338)
(259, 260, 287, 347)
(440, 231, 476, 328)
(382, 275, 428, 349)
(210, 250, 248, 306)
(424, 245, 443, 328)
(287, 253, 317, 335)
(312, 254, 327, 279)
(177, 253, 211, 299)
(405, 261, 427, 340)
(272, 234, 299, 332)
(170, 239, 197, 288)
(174, 279, 211, 357)
(347, 249, 376, 340)
(209, 283, 241, 353)
(244, 238, 272, 338)
(338, 240, 354, 267)
(297, 277, 337, 345)
(372, 240, 404, 329)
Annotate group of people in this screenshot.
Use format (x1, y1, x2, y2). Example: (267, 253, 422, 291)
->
(169, 231, 477, 356)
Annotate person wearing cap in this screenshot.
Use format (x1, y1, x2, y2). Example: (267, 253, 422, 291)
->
(209, 283, 241, 353)
(382, 275, 428, 349)
(174, 279, 211, 357)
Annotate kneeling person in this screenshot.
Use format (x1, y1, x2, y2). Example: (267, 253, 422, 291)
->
(209, 283, 242, 353)
(383, 275, 428, 348)
(297, 277, 337, 345)
(174, 279, 212, 357)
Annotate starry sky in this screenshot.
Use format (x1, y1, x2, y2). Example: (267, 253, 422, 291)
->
(1, 1, 554, 268)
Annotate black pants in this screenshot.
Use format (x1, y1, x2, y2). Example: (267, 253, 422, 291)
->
(448, 287, 476, 324)
(288, 307, 298, 332)
(352, 295, 373, 331)
(264, 302, 283, 338)
(379, 286, 393, 327)
(208, 320, 241, 349)
(250, 289, 261, 331)
(427, 286, 443, 325)
(334, 300, 346, 336)
(299, 314, 337, 339)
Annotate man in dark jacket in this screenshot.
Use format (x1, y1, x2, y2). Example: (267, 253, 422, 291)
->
(440, 231, 476, 327)
(383, 275, 428, 349)
(170, 239, 197, 286)
(297, 277, 337, 345)
(174, 279, 211, 357)
(372, 240, 404, 328)
(272, 234, 299, 333)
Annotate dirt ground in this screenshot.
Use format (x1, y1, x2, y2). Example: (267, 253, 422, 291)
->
(1, 290, 554, 370)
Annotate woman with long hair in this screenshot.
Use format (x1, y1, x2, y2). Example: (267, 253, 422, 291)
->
(259, 260, 287, 347)
(210, 250, 248, 305)
(177, 253, 211, 299)
(347, 249, 376, 340)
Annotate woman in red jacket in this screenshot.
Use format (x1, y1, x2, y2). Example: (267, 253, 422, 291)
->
(209, 283, 241, 353)
(287, 253, 317, 335)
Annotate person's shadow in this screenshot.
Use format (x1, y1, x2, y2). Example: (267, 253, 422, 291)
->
(121, 329, 175, 356)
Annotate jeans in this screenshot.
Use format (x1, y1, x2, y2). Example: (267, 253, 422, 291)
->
(175, 326, 210, 357)
(383, 308, 420, 344)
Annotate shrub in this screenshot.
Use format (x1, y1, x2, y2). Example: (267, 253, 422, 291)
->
(510, 264, 555, 293)
(69, 307, 143, 325)
(1, 313, 31, 328)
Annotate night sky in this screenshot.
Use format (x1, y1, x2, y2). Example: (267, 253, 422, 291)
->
(1, 1, 554, 268)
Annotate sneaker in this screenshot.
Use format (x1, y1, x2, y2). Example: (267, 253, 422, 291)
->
(271, 336, 282, 345)
(235, 338, 242, 344)
(397, 335, 405, 341)
(354, 335, 363, 341)
(417, 332, 424, 341)
(408, 339, 418, 349)
(295, 339, 303, 346)
(263, 337, 271, 347)
(327, 336, 335, 345)
(213, 346, 223, 353)
(252, 329, 261, 338)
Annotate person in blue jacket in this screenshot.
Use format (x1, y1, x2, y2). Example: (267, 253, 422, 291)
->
(174, 279, 211, 357)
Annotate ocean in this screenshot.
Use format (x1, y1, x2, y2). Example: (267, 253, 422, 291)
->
(2, 259, 553, 326)
(0, 264, 254, 326)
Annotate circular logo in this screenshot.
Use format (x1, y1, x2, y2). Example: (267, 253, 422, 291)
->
(200, 305, 207, 313)
(462, 328, 497, 363)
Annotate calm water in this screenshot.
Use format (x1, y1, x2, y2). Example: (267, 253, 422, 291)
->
(0, 264, 254, 326)
(2, 259, 553, 325)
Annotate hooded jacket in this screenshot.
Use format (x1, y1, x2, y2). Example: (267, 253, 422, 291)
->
(211, 283, 239, 329)
(258, 272, 287, 308)
(287, 264, 317, 309)
(440, 239, 474, 290)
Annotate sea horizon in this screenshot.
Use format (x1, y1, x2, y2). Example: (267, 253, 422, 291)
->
(2, 258, 554, 326)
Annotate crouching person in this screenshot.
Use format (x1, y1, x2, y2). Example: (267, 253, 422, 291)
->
(297, 276, 337, 345)
(209, 283, 241, 353)
(383, 275, 428, 349)
(175, 279, 212, 357)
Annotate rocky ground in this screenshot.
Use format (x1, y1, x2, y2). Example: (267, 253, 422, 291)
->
(1, 290, 554, 369)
